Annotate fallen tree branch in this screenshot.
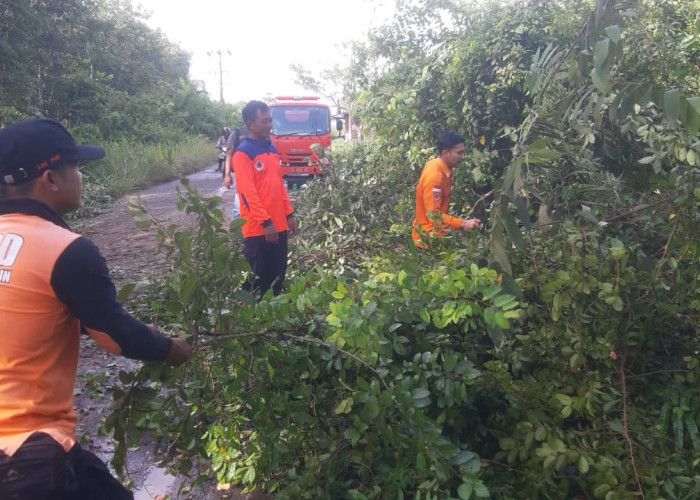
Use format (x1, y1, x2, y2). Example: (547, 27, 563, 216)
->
(468, 189, 494, 217)
(193, 329, 269, 349)
(278, 331, 389, 389)
(606, 197, 676, 223)
(193, 328, 389, 389)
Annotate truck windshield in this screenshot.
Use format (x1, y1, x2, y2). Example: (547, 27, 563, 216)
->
(271, 106, 331, 137)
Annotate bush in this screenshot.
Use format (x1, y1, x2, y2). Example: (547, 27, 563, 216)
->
(107, 178, 514, 498)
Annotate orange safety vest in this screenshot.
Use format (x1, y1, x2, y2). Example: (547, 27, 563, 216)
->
(0, 200, 172, 456)
(0, 212, 82, 455)
(412, 157, 463, 247)
(232, 138, 294, 238)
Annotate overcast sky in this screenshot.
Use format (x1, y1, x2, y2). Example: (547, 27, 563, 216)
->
(131, 0, 394, 104)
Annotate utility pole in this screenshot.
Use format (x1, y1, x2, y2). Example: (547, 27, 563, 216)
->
(207, 49, 231, 106)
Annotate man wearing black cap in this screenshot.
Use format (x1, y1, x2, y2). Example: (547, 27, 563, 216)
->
(0, 119, 192, 498)
(412, 132, 482, 248)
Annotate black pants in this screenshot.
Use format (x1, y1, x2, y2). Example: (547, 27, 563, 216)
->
(242, 231, 288, 297)
(0, 432, 132, 500)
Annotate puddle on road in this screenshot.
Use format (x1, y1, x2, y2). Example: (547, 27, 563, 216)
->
(133, 465, 177, 500)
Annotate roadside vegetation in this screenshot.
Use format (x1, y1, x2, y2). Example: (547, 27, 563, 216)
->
(4, 0, 700, 498)
(74, 137, 215, 218)
(1, 0, 242, 212)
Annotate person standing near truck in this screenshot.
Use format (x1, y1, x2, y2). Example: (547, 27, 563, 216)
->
(412, 132, 481, 248)
(224, 127, 244, 221)
(0, 119, 192, 498)
(227, 100, 298, 296)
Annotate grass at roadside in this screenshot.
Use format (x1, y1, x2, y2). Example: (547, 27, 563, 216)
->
(75, 135, 216, 218)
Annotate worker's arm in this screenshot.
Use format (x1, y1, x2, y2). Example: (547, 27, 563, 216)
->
(280, 174, 293, 219)
(51, 238, 190, 365)
(420, 172, 463, 232)
(278, 162, 297, 237)
(223, 149, 235, 189)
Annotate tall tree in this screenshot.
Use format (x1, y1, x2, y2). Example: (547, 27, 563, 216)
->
(0, 0, 233, 142)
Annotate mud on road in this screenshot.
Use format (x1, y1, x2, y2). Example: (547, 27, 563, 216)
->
(73, 166, 269, 499)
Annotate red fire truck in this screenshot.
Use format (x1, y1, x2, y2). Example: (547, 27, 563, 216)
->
(269, 96, 333, 179)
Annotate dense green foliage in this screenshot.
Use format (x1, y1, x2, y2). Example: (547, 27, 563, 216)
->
(110, 179, 511, 499)
(105, 0, 700, 498)
(0, 0, 241, 142)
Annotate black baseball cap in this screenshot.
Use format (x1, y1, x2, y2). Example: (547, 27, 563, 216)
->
(0, 119, 105, 185)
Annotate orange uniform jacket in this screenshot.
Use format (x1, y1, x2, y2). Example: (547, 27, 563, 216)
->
(232, 138, 293, 238)
(0, 199, 172, 456)
(412, 157, 463, 246)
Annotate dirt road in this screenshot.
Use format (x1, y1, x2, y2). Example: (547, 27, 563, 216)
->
(73, 166, 266, 499)
(77, 166, 237, 290)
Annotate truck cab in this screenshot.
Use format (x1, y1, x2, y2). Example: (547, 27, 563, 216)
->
(269, 96, 332, 180)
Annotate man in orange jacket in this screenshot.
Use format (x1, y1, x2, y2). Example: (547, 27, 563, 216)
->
(412, 132, 481, 248)
(0, 119, 191, 499)
(225, 101, 298, 296)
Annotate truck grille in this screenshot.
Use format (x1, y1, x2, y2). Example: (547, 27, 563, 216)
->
(283, 154, 313, 167)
